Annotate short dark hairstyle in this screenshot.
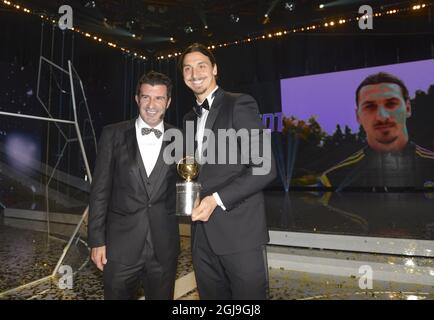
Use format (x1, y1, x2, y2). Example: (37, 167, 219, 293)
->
(178, 43, 217, 71)
(136, 71, 172, 97)
(356, 72, 410, 106)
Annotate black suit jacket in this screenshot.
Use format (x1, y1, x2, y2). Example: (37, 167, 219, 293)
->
(183, 88, 277, 255)
(88, 119, 180, 266)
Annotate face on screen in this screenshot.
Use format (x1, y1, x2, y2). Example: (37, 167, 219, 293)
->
(357, 83, 411, 152)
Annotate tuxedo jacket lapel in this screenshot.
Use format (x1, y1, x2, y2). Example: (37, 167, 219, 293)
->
(148, 123, 172, 200)
(204, 88, 224, 133)
(125, 121, 151, 198)
(200, 88, 224, 173)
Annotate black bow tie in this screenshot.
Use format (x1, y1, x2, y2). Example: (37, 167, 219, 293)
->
(194, 99, 210, 117)
(141, 127, 162, 139)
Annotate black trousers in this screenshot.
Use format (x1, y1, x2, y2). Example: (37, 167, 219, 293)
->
(103, 238, 177, 300)
(192, 223, 269, 300)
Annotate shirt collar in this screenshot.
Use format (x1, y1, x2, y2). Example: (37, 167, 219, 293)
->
(136, 116, 164, 133)
(196, 86, 219, 111)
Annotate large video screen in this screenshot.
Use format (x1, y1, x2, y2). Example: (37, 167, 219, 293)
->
(280, 59, 434, 190)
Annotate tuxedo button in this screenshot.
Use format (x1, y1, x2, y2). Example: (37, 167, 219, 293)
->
(148, 204, 152, 208)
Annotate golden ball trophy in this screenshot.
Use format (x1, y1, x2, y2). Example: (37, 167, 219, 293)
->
(176, 156, 201, 216)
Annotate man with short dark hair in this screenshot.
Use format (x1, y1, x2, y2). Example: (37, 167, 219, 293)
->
(179, 43, 277, 300)
(88, 71, 180, 300)
(320, 72, 434, 189)
(355, 72, 411, 153)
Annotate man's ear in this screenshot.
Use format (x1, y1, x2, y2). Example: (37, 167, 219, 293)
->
(166, 97, 172, 109)
(213, 64, 217, 77)
(405, 99, 412, 118)
(135, 95, 139, 106)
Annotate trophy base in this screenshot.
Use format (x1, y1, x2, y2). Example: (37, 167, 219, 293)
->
(176, 181, 201, 216)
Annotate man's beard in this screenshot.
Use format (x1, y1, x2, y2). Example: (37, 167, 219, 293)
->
(189, 78, 208, 96)
(376, 134, 398, 145)
(373, 120, 398, 145)
(193, 87, 207, 96)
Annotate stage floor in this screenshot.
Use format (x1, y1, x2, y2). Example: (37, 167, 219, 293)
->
(0, 223, 65, 293)
(1, 214, 432, 300)
(0, 221, 193, 300)
(181, 267, 434, 300)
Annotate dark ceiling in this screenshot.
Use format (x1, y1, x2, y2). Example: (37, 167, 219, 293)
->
(15, 0, 414, 58)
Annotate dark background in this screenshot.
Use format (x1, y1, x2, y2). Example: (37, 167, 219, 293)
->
(1, 2, 433, 239)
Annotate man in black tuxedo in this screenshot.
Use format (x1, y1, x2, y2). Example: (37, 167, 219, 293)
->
(180, 43, 277, 299)
(88, 71, 180, 300)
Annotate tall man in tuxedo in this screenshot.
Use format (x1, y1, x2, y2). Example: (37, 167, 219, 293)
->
(88, 71, 180, 300)
(180, 43, 277, 299)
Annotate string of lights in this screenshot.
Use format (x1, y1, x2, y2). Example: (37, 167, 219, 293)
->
(1, 1, 430, 62)
(156, 3, 430, 60)
(0, 0, 147, 60)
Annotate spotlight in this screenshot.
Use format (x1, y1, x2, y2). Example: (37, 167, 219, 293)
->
(147, 5, 155, 13)
(84, 1, 96, 8)
(284, 1, 295, 11)
(103, 17, 114, 29)
(230, 14, 240, 23)
(319, 4, 325, 9)
(264, 0, 279, 21)
(126, 20, 136, 30)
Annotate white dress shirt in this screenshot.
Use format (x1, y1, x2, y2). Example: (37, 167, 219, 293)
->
(195, 86, 226, 211)
(135, 117, 164, 176)
(196, 86, 219, 159)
